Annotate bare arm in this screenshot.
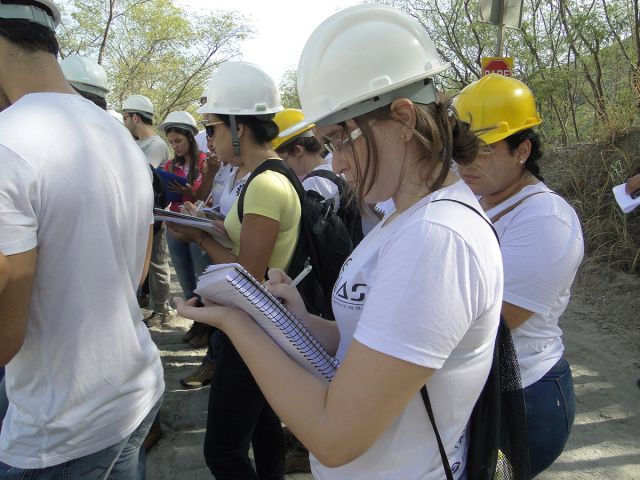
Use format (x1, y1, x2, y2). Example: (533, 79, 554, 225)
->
(139, 225, 153, 288)
(0, 253, 9, 294)
(0, 249, 37, 366)
(502, 301, 534, 329)
(175, 300, 432, 467)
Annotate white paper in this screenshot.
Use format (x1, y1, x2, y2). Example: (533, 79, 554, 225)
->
(612, 183, 640, 213)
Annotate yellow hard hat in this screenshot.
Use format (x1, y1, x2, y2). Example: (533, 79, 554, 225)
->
(453, 74, 542, 145)
(273, 108, 315, 151)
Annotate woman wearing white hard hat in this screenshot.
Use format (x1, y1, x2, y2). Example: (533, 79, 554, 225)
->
(175, 5, 506, 480)
(169, 61, 300, 479)
(159, 111, 212, 305)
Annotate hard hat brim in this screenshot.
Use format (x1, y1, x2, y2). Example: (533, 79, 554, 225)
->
(280, 67, 448, 138)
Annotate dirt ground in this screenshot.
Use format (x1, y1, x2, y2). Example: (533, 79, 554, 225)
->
(146, 261, 640, 479)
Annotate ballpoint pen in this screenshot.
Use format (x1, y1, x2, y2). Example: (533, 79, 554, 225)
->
(290, 264, 313, 288)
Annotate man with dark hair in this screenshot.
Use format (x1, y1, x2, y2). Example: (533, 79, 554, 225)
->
(60, 54, 109, 110)
(121, 93, 174, 328)
(0, 1, 164, 477)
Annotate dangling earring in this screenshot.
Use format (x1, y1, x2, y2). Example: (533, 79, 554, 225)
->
(400, 130, 406, 141)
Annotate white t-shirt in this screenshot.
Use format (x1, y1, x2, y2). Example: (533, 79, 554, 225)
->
(311, 181, 503, 480)
(0, 93, 164, 469)
(195, 129, 209, 153)
(219, 168, 249, 216)
(302, 164, 341, 210)
(375, 198, 396, 217)
(136, 134, 170, 168)
(486, 183, 584, 387)
(211, 163, 233, 210)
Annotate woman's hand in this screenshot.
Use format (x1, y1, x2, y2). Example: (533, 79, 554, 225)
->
(174, 296, 248, 329)
(265, 268, 311, 321)
(625, 174, 640, 196)
(168, 180, 196, 197)
(205, 154, 221, 177)
(167, 223, 205, 243)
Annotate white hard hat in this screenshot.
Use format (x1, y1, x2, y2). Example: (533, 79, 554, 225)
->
(0, 0, 61, 30)
(197, 61, 283, 117)
(60, 55, 109, 97)
(108, 109, 124, 124)
(122, 94, 154, 118)
(281, 4, 449, 137)
(159, 111, 199, 136)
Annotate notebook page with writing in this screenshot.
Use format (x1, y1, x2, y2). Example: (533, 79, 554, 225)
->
(195, 264, 340, 381)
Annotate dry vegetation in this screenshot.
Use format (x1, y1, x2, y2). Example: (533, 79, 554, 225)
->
(543, 126, 640, 273)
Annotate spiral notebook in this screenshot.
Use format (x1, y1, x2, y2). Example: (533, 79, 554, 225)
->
(153, 208, 233, 249)
(194, 263, 340, 381)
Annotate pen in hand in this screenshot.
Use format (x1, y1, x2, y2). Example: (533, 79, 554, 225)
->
(290, 264, 313, 288)
(195, 191, 213, 212)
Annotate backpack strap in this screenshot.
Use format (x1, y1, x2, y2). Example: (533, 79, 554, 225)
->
(422, 198, 499, 480)
(431, 198, 499, 244)
(237, 159, 304, 222)
(487, 190, 559, 224)
(303, 168, 345, 196)
(420, 386, 455, 480)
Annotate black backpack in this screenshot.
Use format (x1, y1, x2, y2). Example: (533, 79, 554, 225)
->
(303, 169, 365, 247)
(422, 199, 530, 480)
(238, 159, 353, 320)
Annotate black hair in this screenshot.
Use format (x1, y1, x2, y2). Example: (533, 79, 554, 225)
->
(71, 86, 107, 110)
(217, 114, 279, 145)
(128, 112, 152, 125)
(165, 126, 201, 184)
(346, 97, 479, 209)
(504, 129, 544, 181)
(0, 1, 58, 55)
(276, 135, 323, 156)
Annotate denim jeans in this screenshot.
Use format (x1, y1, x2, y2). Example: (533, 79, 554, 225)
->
(148, 224, 172, 313)
(0, 396, 163, 480)
(166, 232, 211, 300)
(523, 357, 575, 477)
(204, 335, 285, 480)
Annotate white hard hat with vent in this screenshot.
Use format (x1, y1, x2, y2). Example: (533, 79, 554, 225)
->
(197, 61, 283, 117)
(0, 0, 61, 30)
(281, 4, 449, 137)
(159, 111, 199, 136)
(122, 95, 154, 118)
(60, 55, 109, 97)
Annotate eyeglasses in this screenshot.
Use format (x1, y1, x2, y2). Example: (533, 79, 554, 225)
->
(204, 121, 225, 138)
(323, 127, 362, 153)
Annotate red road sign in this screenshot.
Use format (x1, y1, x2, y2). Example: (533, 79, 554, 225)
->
(481, 57, 513, 77)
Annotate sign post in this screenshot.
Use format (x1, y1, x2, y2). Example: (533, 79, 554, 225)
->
(477, 0, 523, 56)
(481, 57, 514, 77)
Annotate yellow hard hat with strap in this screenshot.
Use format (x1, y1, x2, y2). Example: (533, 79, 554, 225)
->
(453, 74, 542, 145)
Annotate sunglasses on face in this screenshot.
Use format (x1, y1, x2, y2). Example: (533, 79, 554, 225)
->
(204, 121, 225, 138)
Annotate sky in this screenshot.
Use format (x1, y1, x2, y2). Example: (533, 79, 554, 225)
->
(178, 0, 362, 84)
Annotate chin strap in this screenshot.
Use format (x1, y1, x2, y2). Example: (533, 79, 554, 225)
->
(229, 115, 241, 157)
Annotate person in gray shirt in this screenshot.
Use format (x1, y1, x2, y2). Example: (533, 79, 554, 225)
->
(122, 95, 174, 328)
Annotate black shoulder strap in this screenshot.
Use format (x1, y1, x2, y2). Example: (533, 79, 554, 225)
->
(421, 197, 499, 480)
(420, 386, 455, 480)
(431, 198, 499, 244)
(237, 159, 304, 222)
(303, 169, 344, 196)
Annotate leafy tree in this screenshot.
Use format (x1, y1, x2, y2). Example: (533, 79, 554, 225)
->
(57, 0, 252, 121)
(279, 67, 301, 109)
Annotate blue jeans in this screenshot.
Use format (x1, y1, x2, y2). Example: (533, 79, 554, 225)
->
(524, 357, 575, 477)
(166, 233, 211, 300)
(0, 397, 163, 480)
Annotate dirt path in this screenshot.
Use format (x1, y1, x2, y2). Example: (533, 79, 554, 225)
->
(146, 263, 640, 479)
